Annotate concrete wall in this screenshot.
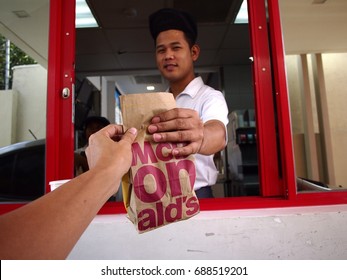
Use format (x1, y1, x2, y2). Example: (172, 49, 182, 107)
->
(0, 90, 18, 148)
(0, 89, 18, 147)
(11, 64, 47, 143)
(0, 64, 47, 147)
(68, 205, 347, 260)
(323, 53, 347, 188)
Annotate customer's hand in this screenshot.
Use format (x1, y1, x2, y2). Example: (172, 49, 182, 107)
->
(0, 125, 137, 260)
(86, 125, 137, 176)
(147, 108, 204, 156)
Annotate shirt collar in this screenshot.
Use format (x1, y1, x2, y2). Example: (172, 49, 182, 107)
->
(175, 76, 203, 98)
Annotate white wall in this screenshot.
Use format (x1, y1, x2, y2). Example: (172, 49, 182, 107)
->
(12, 64, 47, 142)
(322, 53, 347, 188)
(68, 205, 347, 260)
(0, 65, 46, 147)
(0, 1, 49, 68)
(0, 89, 17, 147)
(286, 53, 347, 187)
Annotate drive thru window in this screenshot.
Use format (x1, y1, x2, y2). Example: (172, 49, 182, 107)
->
(1, 0, 346, 215)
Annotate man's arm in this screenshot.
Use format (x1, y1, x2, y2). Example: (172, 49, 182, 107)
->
(199, 119, 226, 155)
(148, 108, 226, 156)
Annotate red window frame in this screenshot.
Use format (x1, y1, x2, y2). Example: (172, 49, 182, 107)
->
(0, 0, 75, 214)
(45, 0, 75, 188)
(100, 0, 347, 213)
(1, 0, 347, 215)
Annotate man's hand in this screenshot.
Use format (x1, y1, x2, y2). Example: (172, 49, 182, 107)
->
(147, 108, 204, 156)
(86, 125, 137, 176)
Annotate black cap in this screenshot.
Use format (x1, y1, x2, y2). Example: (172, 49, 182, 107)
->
(149, 8, 198, 44)
(84, 116, 110, 129)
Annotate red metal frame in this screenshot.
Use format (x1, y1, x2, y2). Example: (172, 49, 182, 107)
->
(247, 0, 282, 196)
(1, 0, 347, 216)
(45, 0, 76, 190)
(267, 0, 296, 199)
(98, 193, 347, 214)
(0, 0, 76, 215)
(94, 0, 347, 213)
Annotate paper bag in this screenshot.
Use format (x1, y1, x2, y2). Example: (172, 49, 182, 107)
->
(120, 92, 199, 233)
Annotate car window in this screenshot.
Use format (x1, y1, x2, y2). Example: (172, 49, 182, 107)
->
(0, 142, 45, 202)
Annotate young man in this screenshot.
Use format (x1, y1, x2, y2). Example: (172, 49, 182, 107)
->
(148, 8, 229, 198)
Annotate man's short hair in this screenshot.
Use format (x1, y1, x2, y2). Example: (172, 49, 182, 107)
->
(149, 8, 198, 45)
(84, 116, 110, 130)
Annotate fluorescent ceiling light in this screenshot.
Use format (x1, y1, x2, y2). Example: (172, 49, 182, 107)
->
(234, 0, 248, 24)
(76, 0, 98, 28)
(146, 86, 155, 91)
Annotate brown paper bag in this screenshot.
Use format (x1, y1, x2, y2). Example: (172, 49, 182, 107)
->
(120, 92, 199, 233)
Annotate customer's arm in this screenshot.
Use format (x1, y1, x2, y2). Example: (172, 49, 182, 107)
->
(0, 125, 137, 260)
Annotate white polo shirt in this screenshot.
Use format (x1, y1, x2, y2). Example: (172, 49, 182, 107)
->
(175, 76, 229, 190)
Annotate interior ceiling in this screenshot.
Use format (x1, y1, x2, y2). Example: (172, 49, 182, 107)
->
(1, 0, 347, 93)
(76, 0, 248, 93)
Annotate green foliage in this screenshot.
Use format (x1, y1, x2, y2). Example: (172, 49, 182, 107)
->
(0, 34, 36, 89)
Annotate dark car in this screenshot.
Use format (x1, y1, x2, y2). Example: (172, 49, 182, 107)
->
(0, 139, 45, 202)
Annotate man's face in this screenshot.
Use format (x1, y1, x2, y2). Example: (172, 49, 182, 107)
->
(155, 29, 199, 84)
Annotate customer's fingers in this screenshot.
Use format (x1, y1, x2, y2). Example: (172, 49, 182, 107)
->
(121, 127, 137, 144)
(97, 124, 124, 140)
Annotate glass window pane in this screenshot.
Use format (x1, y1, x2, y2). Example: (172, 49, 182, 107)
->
(74, 1, 260, 198)
(0, 0, 49, 202)
(279, 0, 347, 192)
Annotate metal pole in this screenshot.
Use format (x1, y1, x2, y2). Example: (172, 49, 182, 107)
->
(5, 39, 10, 90)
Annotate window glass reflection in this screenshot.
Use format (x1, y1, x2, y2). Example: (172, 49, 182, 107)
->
(280, 0, 347, 192)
